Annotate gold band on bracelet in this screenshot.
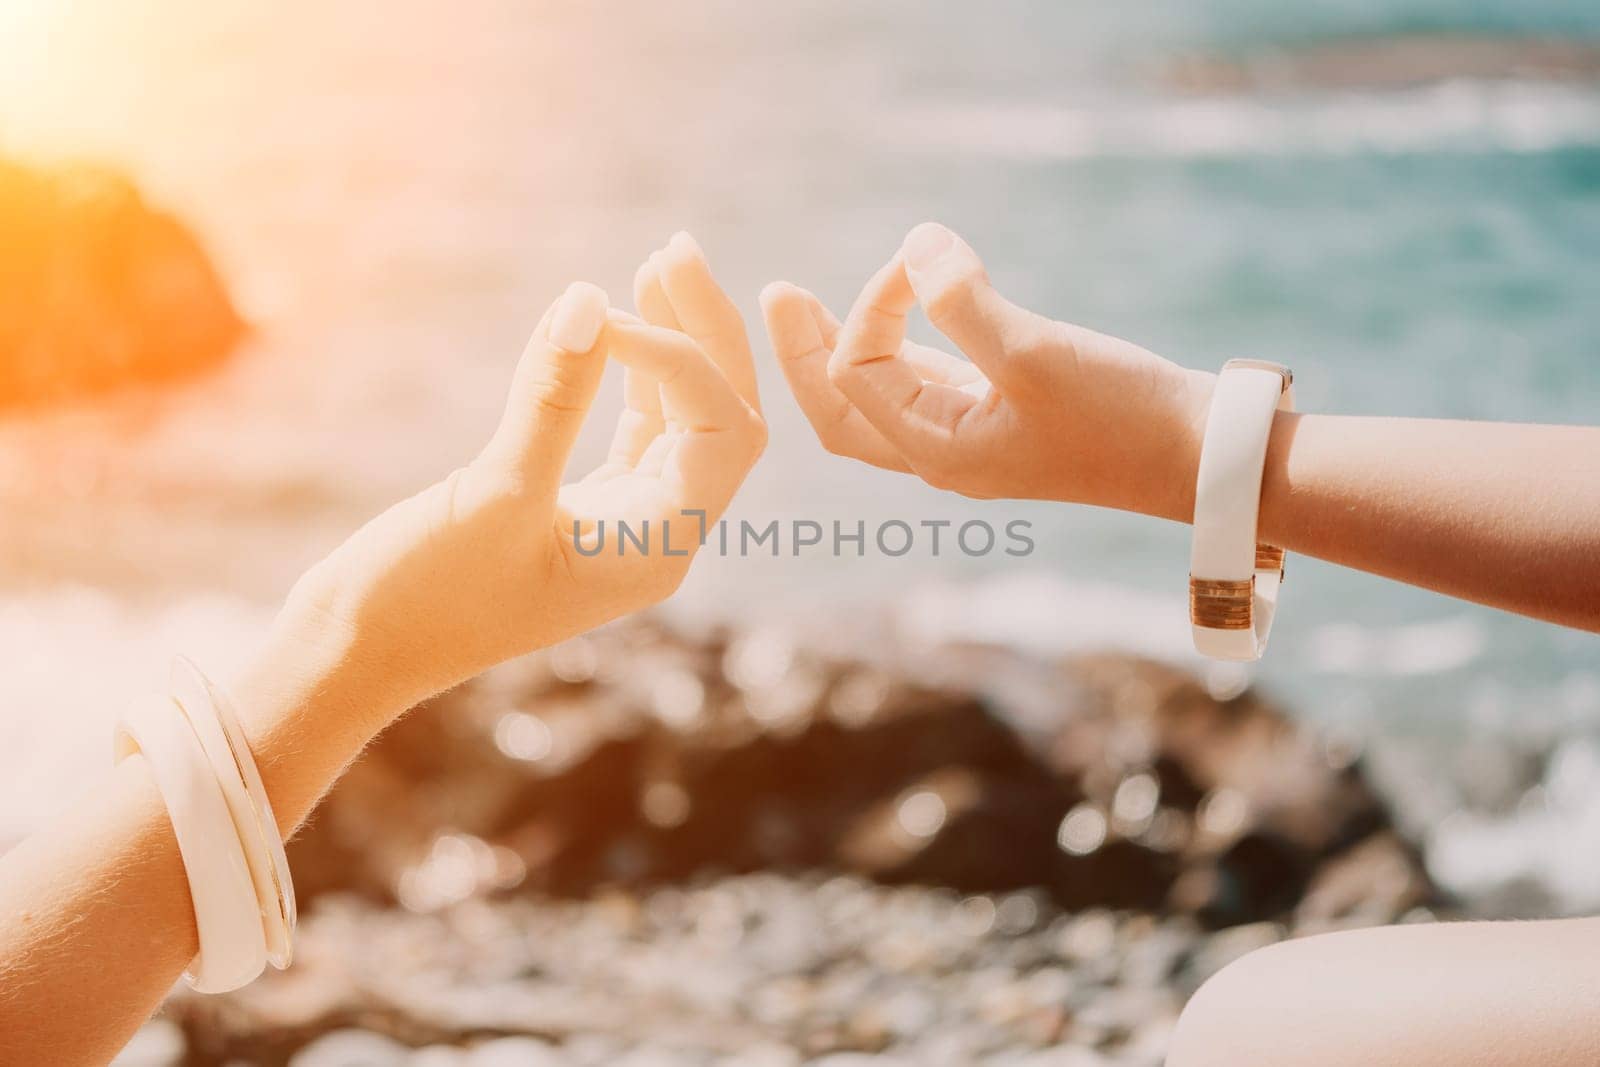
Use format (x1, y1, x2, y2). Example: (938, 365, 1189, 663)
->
(1254, 543, 1285, 577)
(1189, 576, 1254, 630)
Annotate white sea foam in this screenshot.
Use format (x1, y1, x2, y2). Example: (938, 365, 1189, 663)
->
(895, 571, 1198, 664)
(1428, 736, 1600, 913)
(1305, 615, 1488, 676)
(897, 81, 1600, 160)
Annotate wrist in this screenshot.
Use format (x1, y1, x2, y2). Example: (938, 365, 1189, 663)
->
(227, 609, 413, 835)
(1127, 366, 1214, 524)
(1173, 368, 1217, 522)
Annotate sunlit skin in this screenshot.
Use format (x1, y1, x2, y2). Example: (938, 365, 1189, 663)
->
(763, 221, 1600, 632)
(0, 214, 1597, 1064)
(763, 248, 1214, 520)
(763, 221, 1600, 1067)
(0, 233, 765, 1065)
(265, 232, 766, 793)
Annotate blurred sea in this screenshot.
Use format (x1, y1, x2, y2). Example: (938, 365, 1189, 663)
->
(1, 0, 1597, 886)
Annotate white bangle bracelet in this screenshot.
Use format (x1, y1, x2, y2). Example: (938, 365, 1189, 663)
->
(1189, 358, 1295, 662)
(172, 656, 297, 970)
(114, 694, 267, 993)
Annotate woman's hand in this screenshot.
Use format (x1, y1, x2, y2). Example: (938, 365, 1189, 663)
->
(0, 234, 769, 1064)
(763, 222, 1600, 636)
(244, 234, 765, 798)
(761, 222, 1211, 521)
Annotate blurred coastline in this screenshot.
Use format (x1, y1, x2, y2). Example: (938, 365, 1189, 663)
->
(1, 2, 1599, 1063)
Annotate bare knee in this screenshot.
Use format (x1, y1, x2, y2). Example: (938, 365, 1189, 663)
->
(1168, 942, 1272, 1067)
(1169, 918, 1600, 1067)
(1166, 937, 1327, 1067)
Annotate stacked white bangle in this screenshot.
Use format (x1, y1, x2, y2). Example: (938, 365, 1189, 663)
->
(114, 694, 267, 992)
(113, 660, 297, 993)
(171, 657, 297, 969)
(1189, 358, 1295, 662)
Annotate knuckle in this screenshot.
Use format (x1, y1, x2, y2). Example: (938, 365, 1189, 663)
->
(465, 461, 527, 507)
(744, 411, 769, 457)
(283, 559, 340, 622)
(531, 385, 588, 416)
(817, 429, 849, 458)
(922, 268, 985, 329)
(1010, 319, 1064, 367)
(1042, 318, 1085, 364)
(706, 306, 750, 347)
(916, 455, 965, 493)
(525, 355, 595, 413)
(438, 466, 471, 523)
(824, 356, 854, 387)
(814, 413, 856, 459)
(632, 258, 656, 297)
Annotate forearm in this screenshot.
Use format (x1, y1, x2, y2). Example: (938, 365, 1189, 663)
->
(1254, 412, 1600, 631)
(0, 758, 194, 1064)
(228, 611, 428, 837)
(0, 621, 406, 1064)
(0, 248, 757, 1063)
(767, 225, 1599, 630)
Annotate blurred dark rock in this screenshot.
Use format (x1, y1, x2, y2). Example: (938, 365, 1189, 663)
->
(160, 619, 1439, 1064)
(0, 159, 245, 408)
(287, 618, 1430, 928)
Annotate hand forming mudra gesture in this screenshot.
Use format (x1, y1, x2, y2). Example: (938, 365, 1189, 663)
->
(0, 232, 766, 1064)
(762, 222, 1598, 634)
(761, 222, 1213, 522)
(277, 231, 765, 726)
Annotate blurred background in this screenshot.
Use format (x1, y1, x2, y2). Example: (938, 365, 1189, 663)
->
(2, 1, 1598, 1064)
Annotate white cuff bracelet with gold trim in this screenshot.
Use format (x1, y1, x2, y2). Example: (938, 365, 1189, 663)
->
(1189, 358, 1295, 662)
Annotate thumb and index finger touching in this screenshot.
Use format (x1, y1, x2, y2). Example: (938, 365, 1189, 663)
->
(819, 221, 1049, 461)
(482, 224, 1038, 508)
(486, 231, 763, 498)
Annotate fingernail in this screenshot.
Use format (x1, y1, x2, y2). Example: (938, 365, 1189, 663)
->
(903, 222, 955, 270)
(550, 283, 608, 352)
(669, 230, 703, 258)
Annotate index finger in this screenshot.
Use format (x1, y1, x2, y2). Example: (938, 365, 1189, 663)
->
(827, 257, 980, 459)
(658, 232, 762, 414)
(606, 313, 754, 434)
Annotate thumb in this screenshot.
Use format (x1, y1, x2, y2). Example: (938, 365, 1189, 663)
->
(479, 281, 610, 500)
(899, 222, 1047, 393)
